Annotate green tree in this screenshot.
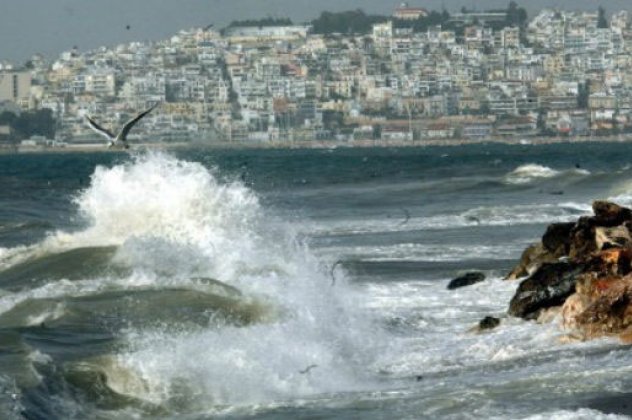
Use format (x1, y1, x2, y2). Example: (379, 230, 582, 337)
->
(506, 1, 528, 27)
(0, 109, 56, 140)
(577, 80, 590, 109)
(322, 110, 344, 130)
(227, 17, 293, 29)
(0, 111, 17, 126)
(598, 6, 608, 28)
(311, 10, 388, 34)
(372, 124, 382, 140)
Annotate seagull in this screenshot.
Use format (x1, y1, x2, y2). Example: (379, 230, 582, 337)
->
(86, 103, 158, 149)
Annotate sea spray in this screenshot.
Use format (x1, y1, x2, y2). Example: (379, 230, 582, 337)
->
(2, 145, 632, 418)
(63, 151, 383, 409)
(503, 163, 589, 185)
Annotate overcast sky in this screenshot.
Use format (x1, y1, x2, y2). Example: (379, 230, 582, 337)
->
(1, 0, 630, 64)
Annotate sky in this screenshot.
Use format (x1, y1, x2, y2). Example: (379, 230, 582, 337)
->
(1, 0, 630, 64)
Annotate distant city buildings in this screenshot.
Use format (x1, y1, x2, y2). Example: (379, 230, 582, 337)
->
(0, 71, 31, 109)
(1, 5, 632, 146)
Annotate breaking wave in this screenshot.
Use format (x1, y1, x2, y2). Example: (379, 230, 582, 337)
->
(0, 151, 381, 415)
(503, 163, 589, 185)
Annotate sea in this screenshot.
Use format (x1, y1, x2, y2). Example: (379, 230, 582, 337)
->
(1, 143, 632, 419)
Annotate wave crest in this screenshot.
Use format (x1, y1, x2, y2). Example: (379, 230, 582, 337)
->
(503, 163, 589, 185)
(75, 151, 259, 248)
(504, 164, 560, 184)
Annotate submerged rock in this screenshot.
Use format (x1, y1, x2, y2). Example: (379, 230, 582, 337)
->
(478, 316, 501, 330)
(447, 272, 485, 290)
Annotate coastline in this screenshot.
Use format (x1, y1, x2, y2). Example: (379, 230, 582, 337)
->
(3, 133, 632, 154)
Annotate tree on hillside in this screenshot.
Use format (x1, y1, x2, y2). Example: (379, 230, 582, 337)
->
(598, 6, 608, 28)
(506, 1, 528, 27)
(0, 111, 17, 126)
(577, 80, 590, 109)
(0, 109, 56, 141)
(311, 10, 388, 35)
(393, 9, 451, 32)
(226, 17, 293, 29)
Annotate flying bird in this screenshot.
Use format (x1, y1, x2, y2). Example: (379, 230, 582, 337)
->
(86, 104, 158, 149)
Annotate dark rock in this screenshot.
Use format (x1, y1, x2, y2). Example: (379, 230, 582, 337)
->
(592, 201, 632, 227)
(508, 261, 586, 319)
(584, 248, 632, 277)
(542, 222, 575, 254)
(594, 226, 632, 252)
(505, 201, 632, 340)
(447, 272, 485, 290)
(478, 316, 501, 330)
(569, 220, 597, 260)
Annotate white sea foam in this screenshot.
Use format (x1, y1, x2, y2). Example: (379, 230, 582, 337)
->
(301, 202, 590, 237)
(504, 163, 561, 184)
(362, 275, 626, 382)
(1, 151, 625, 416)
(21, 151, 378, 408)
(517, 408, 629, 420)
(0, 152, 385, 410)
(503, 163, 589, 185)
(318, 242, 529, 262)
(607, 177, 632, 208)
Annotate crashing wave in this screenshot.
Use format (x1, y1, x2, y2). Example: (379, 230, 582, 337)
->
(503, 163, 589, 185)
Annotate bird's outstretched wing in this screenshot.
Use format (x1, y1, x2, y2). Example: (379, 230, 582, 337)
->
(119, 103, 159, 141)
(86, 115, 115, 140)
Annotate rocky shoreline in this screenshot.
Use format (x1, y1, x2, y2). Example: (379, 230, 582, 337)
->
(501, 200, 632, 343)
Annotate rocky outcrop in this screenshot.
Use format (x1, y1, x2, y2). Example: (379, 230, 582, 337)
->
(506, 242, 561, 280)
(561, 248, 632, 341)
(508, 261, 585, 319)
(447, 272, 485, 289)
(506, 201, 632, 342)
(592, 200, 632, 227)
(542, 222, 575, 255)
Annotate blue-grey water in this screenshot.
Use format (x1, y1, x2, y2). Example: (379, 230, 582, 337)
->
(1, 143, 632, 419)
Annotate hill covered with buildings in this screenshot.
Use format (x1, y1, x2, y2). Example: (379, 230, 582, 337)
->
(0, 3, 630, 148)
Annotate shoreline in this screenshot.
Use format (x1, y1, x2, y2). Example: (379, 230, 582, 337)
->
(3, 134, 632, 154)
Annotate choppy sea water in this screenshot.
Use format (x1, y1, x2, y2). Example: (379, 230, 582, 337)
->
(1, 144, 632, 419)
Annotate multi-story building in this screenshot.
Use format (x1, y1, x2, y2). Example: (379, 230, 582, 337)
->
(0, 71, 31, 108)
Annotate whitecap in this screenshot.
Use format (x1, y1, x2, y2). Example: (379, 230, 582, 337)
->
(504, 164, 561, 184)
(503, 163, 589, 185)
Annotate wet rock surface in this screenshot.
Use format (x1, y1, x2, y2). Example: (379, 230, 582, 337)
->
(478, 316, 501, 330)
(505, 200, 632, 342)
(542, 222, 575, 254)
(508, 262, 585, 319)
(447, 272, 485, 290)
(506, 242, 561, 280)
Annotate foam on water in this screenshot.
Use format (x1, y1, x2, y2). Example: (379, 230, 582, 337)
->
(0, 152, 388, 413)
(517, 409, 629, 420)
(16, 151, 379, 409)
(607, 176, 632, 208)
(301, 202, 590, 237)
(318, 242, 529, 262)
(503, 163, 589, 185)
(2, 150, 629, 417)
